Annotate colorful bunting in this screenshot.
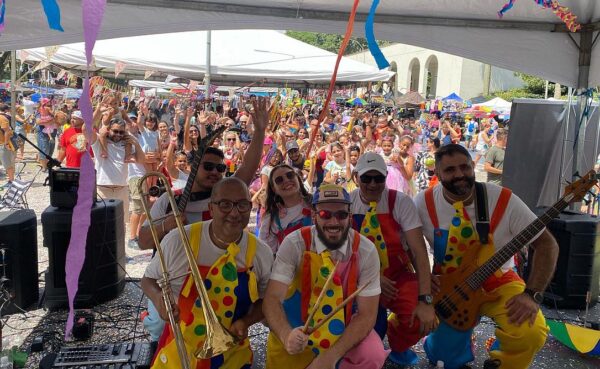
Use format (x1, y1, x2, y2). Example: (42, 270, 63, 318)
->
(114, 60, 126, 78)
(17, 50, 30, 61)
(41, 0, 64, 32)
(45, 45, 60, 61)
(56, 69, 68, 80)
(497, 0, 581, 32)
(365, 0, 390, 69)
(144, 70, 155, 80)
(188, 80, 198, 91)
(165, 74, 177, 84)
(32, 60, 50, 72)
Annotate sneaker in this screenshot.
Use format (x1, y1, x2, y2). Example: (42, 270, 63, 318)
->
(388, 349, 419, 366)
(483, 358, 502, 369)
(127, 238, 140, 250)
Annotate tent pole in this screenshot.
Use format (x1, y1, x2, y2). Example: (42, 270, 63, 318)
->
(205, 30, 212, 110)
(10, 51, 17, 128)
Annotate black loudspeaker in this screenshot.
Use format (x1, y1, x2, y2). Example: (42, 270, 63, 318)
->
(0, 209, 39, 315)
(42, 199, 126, 309)
(536, 210, 600, 309)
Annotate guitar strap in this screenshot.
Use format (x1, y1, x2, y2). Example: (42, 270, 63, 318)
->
(474, 182, 490, 245)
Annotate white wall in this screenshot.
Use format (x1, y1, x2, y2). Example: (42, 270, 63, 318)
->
(348, 43, 523, 99)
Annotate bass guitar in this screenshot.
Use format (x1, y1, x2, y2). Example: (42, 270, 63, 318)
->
(434, 170, 597, 330)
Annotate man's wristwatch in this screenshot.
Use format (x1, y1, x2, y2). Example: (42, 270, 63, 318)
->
(524, 288, 544, 304)
(418, 294, 434, 305)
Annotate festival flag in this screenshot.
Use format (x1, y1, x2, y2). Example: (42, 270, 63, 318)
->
(114, 61, 126, 78)
(41, 0, 64, 31)
(45, 45, 60, 61)
(208, 83, 218, 96)
(165, 74, 177, 84)
(17, 50, 30, 61)
(144, 70, 155, 80)
(32, 60, 50, 72)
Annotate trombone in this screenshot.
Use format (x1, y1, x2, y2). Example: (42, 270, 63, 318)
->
(138, 171, 237, 368)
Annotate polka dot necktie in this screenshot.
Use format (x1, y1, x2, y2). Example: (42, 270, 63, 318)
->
(306, 251, 346, 356)
(442, 201, 479, 274)
(360, 201, 390, 273)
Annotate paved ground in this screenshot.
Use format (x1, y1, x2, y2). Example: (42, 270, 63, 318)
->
(1, 135, 599, 368)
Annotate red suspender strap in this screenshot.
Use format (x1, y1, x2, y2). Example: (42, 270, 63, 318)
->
(425, 187, 439, 229)
(300, 227, 313, 323)
(490, 188, 512, 233)
(345, 231, 361, 324)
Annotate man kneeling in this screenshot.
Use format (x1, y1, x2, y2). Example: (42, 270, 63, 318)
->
(263, 184, 388, 369)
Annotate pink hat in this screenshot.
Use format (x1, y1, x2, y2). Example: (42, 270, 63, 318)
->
(40, 98, 50, 105)
(263, 137, 273, 145)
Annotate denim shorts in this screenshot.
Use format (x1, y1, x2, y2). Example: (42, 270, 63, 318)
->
(36, 127, 56, 157)
(0, 144, 16, 170)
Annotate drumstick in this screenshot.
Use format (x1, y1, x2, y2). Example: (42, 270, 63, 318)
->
(303, 261, 339, 333)
(306, 278, 374, 335)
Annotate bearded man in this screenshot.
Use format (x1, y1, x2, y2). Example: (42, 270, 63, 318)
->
(263, 184, 388, 369)
(414, 144, 559, 369)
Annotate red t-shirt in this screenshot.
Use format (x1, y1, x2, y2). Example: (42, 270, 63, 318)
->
(316, 149, 327, 174)
(59, 127, 91, 168)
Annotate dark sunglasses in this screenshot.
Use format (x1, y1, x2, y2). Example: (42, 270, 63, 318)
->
(317, 209, 350, 220)
(273, 171, 296, 185)
(111, 129, 125, 135)
(227, 138, 236, 141)
(287, 148, 299, 155)
(359, 174, 386, 184)
(202, 162, 227, 173)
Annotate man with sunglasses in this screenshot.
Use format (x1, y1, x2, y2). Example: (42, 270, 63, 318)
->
(285, 140, 305, 171)
(349, 152, 437, 366)
(139, 97, 269, 251)
(142, 177, 274, 368)
(90, 119, 146, 220)
(264, 184, 387, 369)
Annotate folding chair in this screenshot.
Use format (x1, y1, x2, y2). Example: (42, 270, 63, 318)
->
(0, 166, 42, 210)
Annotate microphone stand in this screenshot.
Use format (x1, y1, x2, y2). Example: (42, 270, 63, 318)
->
(17, 133, 62, 185)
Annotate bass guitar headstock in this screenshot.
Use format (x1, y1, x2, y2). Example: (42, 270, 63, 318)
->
(564, 170, 598, 203)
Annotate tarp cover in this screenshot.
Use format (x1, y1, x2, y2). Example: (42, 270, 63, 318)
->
(22, 30, 394, 83)
(2, 1, 599, 88)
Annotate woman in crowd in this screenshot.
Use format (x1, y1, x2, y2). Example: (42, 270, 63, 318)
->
(258, 164, 313, 254)
(397, 135, 416, 196)
(323, 142, 348, 188)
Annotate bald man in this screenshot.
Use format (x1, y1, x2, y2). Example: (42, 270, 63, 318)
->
(141, 177, 274, 368)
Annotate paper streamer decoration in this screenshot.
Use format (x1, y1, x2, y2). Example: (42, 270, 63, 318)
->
(547, 320, 600, 356)
(0, 0, 6, 33)
(165, 74, 177, 84)
(497, 0, 581, 32)
(41, 0, 64, 31)
(17, 50, 30, 61)
(56, 69, 67, 80)
(144, 70, 155, 80)
(32, 60, 50, 72)
(64, 0, 106, 340)
(188, 80, 198, 91)
(304, 0, 360, 155)
(365, 0, 390, 69)
(114, 61, 126, 78)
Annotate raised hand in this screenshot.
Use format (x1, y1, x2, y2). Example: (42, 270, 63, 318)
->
(250, 97, 269, 133)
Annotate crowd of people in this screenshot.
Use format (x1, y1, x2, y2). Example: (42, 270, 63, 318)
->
(0, 91, 556, 369)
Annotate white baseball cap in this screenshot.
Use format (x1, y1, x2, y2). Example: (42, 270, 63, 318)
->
(354, 152, 387, 176)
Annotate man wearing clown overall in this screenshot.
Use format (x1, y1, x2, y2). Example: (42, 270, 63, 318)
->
(349, 152, 438, 366)
(141, 177, 274, 369)
(263, 184, 388, 369)
(414, 144, 558, 369)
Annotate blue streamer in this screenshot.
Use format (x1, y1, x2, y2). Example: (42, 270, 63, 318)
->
(41, 0, 64, 31)
(0, 0, 6, 32)
(365, 0, 390, 70)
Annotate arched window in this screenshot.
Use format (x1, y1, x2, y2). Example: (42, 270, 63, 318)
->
(407, 58, 420, 92)
(425, 55, 439, 98)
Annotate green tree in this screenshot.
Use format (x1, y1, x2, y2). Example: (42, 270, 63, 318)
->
(286, 31, 389, 55)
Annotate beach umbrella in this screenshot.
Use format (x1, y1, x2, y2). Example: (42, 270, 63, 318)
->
(346, 97, 367, 106)
(547, 319, 600, 356)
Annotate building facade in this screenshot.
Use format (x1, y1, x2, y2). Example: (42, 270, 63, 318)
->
(348, 43, 524, 100)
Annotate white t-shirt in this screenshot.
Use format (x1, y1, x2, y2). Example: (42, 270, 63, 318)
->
(260, 165, 273, 178)
(349, 188, 422, 232)
(258, 203, 309, 253)
(413, 183, 540, 272)
(127, 162, 146, 181)
(144, 192, 210, 227)
(172, 170, 189, 191)
(270, 227, 381, 297)
(138, 130, 159, 152)
(23, 99, 36, 116)
(144, 220, 274, 299)
(91, 139, 128, 186)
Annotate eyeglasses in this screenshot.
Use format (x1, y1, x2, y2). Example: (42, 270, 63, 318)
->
(359, 174, 386, 184)
(317, 209, 350, 220)
(285, 135, 294, 138)
(227, 138, 236, 141)
(287, 148, 299, 155)
(273, 171, 295, 185)
(212, 199, 252, 213)
(111, 129, 125, 135)
(202, 162, 227, 173)
(189, 130, 199, 134)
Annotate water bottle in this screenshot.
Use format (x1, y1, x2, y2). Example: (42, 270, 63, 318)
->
(436, 360, 445, 368)
(0, 356, 12, 369)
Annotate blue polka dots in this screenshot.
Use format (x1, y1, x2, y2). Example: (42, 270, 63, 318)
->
(326, 289, 334, 297)
(328, 318, 345, 335)
(225, 310, 233, 318)
(452, 217, 461, 227)
(204, 279, 212, 290)
(364, 227, 370, 233)
(322, 305, 333, 315)
(195, 298, 202, 308)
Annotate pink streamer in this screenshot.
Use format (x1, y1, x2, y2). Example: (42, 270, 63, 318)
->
(65, 0, 106, 340)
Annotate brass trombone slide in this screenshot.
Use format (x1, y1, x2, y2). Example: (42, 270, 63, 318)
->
(139, 172, 237, 363)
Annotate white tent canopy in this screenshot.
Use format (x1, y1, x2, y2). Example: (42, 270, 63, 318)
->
(22, 30, 394, 84)
(473, 97, 512, 113)
(128, 80, 279, 94)
(3, 1, 599, 88)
